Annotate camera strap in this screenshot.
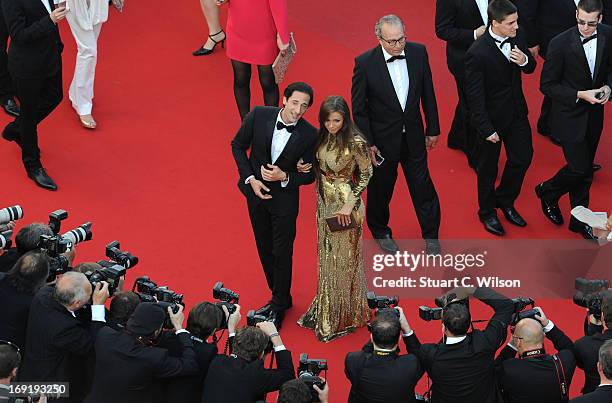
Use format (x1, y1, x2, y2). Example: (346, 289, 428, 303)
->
(551, 354, 568, 402)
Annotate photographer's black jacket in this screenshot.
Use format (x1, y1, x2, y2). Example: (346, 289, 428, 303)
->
(575, 328, 612, 394)
(405, 287, 514, 403)
(0, 273, 35, 352)
(494, 324, 576, 403)
(345, 337, 424, 403)
(0, 248, 20, 272)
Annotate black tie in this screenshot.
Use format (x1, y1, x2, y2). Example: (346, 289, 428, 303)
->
(582, 34, 597, 45)
(386, 55, 406, 63)
(276, 121, 295, 133)
(495, 38, 512, 48)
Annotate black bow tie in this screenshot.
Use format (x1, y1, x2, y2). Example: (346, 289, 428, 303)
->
(276, 121, 295, 133)
(495, 38, 512, 48)
(386, 55, 406, 63)
(582, 34, 597, 45)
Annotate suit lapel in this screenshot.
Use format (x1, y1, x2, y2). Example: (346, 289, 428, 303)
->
(265, 118, 275, 164)
(485, 33, 511, 66)
(375, 46, 404, 112)
(570, 28, 593, 81)
(593, 29, 606, 83)
(405, 46, 417, 113)
(275, 126, 302, 164)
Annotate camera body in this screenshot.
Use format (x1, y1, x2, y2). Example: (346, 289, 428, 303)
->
(419, 306, 443, 321)
(106, 241, 138, 268)
(510, 297, 536, 326)
(366, 291, 399, 310)
(573, 278, 610, 317)
(85, 261, 127, 296)
(132, 276, 184, 314)
(212, 282, 239, 328)
(298, 353, 327, 402)
(246, 309, 277, 327)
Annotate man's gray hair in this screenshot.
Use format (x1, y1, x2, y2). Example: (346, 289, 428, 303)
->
(54, 271, 90, 307)
(375, 15, 405, 38)
(600, 339, 612, 380)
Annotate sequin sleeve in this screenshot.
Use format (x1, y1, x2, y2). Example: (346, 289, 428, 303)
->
(348, 137, 373, 204)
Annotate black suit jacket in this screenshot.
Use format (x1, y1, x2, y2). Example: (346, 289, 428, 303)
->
(201, 350, 294, 403)
(345, 337, 424, 403)
(540, 25, 612, 143)
(435, 0, 487, 75)
(351, 43, 440, 161)
(84, 327, 198, 403)
(20, 285, 104, 403)
(231, 106, 317, 216)
(0, 248, 20, 272)
(0, 275, 35, 351)
(1, 0, 62, 79)
(570, 385, 612, 403)
(575, 329, 612, 394)
(465, 30, 536, 138)
(494, 325, 577, 403)
(405, 287, 515, 403)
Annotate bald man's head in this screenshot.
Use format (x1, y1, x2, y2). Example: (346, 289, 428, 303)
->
(514, 318, 545, 353)
(54, 271, 92, 310)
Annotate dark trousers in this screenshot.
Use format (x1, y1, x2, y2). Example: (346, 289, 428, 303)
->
(537, 95, 552, 134)
(366, 135, 441, 239)
(540, 120, 602, 223)
(476, 117, 533, 220)
(0, 6, 13, 101)
(9, 72, 63, 170)
(247, 200, 297, 310)
(448, 72, 477, 166)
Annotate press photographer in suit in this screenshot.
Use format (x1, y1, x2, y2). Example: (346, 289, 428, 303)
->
(494, 309, 577, 403)
(344, 307, 423, 403)
(571, 340, 612, 402)
(405, 287, 514, 403)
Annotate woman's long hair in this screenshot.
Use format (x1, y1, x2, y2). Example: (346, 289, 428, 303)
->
(316, 95, 359, 153)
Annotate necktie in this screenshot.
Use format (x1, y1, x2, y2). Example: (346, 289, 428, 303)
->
(276, 121, 295, 133)
(582, 34, 597, 45)
(386, 55, 406, 63)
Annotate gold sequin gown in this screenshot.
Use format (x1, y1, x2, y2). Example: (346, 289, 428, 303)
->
(298, 135, 373, 342)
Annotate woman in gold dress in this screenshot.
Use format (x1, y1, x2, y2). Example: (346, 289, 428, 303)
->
(297, 95, 373, 342)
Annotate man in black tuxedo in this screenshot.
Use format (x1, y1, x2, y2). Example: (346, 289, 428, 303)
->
(352, 14, 441, 255)
(1, 0, 67, 190)
(0, 3, 19, 117)
(571, 340, 612, 402)
(231, 82, 317, 326)
(202, 322, 294, 403)
(494, 310, 577, 403)
(21, 272, 109, 403)
(465, 0, 536, 236)
(435, 0, 489, 165)
(536, 0, 612, 239)
(575, 291, 612, 394)
(405, 287, 515, 403)
(344, 307, 423, 403)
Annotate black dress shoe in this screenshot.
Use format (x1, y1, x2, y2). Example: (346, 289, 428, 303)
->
(481, 216, 505, 236)
(535, 183, 563, 226)
(255, 303, 273, 316)
(272, 309, 286, 330)
(2, 97, 19, 117)
(2, 122, 18, 143)
(425, 239, 441, 255)
(569, 222, 597, 241)
(593, 163, 602, 173)
(500, 207, 527, 227)
(375, 234, 399, 254)
(27, 168, 57, 191)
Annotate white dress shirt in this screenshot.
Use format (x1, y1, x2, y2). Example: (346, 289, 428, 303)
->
(574, 0, 580, 7)
(446, 335, 467, 344)
(489, 27, 529, 66)
(41, 0, 51, 13)
(381, 47, 409, 111)
(582, 32, 598, 79)
(475, 0, 488, 26)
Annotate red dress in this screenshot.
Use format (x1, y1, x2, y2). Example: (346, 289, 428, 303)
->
(226, 0, 290, 65)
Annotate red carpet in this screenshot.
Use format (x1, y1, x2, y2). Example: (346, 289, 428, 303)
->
(1, 0, 611, 400)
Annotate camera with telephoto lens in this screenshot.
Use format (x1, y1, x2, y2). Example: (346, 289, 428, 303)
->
(420, 291, 470, 321)
(84, 241, 137, 296)
(573, 278, 610, 317)
(367, 291, 399, 312)
(298, 353, 327, 402)
(246, 309, 277, 327)
(0, 230, 12, 249)
(40, 222, 92, 282)
(132, 276, 184, 320)
(105, 240, 138, 268)
(509, 297, 538, 326)
(213, 281, 239, 328)
(0, 205, 23, 225)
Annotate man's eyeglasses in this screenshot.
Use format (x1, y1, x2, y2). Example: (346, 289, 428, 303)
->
(379, 36, 406, 47)
(0, 339, 20, 354)
(577, 18, 599, 28)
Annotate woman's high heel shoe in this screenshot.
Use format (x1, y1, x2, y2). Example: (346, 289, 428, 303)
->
(192, 30, 226, 56)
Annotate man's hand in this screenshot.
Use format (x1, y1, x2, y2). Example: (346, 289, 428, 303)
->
(425, 135, 438, 150)
(598, 85, 611, 104)
(256, 321, 279, 337)
(0, 220, 16, 232)
(509, 46, 527, 66)
(92, 281, 110, 305)
(168, 304, 185, 331)
(277, 34, 289, 56)
(249, 178, 273, 200)
(261, 164, 287, 182)
(296, 158, 312, 173)
(226, 304, 241, 333)
(534, 306, 550, 328)
(215, 0, 226, 5)
(528, 45, 540, 59)
(396, 306, 412, 334)
(50, 7, 68, 23)
(313, 381, 329, 403)
(474, 25, 486, 39)
(588, 313, 603, 326)
(334, 201, 355, 227)
(369, 145, 380, 166)
(486, 133, 500, 143)
(578, 89, 607, 104)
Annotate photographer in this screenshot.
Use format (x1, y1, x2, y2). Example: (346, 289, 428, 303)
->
(202, 321, 294, 402)
(345, 307, 423, 402)
(84, 302, 198, 403)
(575, 290, 612, 394)
(0, 223, 52, 272)
(107, 291, 140, 330)
(0, 252, 49, 351)
(405, 287, 514, 403)
(20, 272, 109, 403)
(495, 308, 576, 403)
(571, 340, 612, 402)
(278, 379, 329, 403)
(163, 302, 241, 403)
